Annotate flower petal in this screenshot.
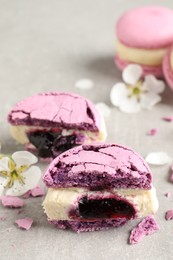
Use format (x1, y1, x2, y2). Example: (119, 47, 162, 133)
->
(142, 75, 165, 93)
(75, 78, 94, 90)
(0, 176, 7, 196)
(6, 166, 41, 196)
(0, 185, 4, 196)
(12, 151, 38, 168)
(95, 102, 111, 117)
(119, 96, 141, 113)
(122, 64, 142, 85)
(0, 157, 10, 171)
(145, 152, 172, 165)
(110, 83, 129, 107)
(140, 93, 161, 109)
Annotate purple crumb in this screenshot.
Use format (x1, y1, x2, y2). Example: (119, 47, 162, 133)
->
(15, 218, 33, 230)
(162, 116, 173, 122)
(164, 192, 171, 198)
(129, 215, 159, 245)
(165, 210, 173, 220)
(147, 128, 158, 136)
(0, 196, 24, 208)
(23, 185, 45, 199)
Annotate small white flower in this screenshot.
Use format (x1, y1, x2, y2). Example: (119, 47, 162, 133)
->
(0, 151, 41, 196)
(110, 64, 165, 113)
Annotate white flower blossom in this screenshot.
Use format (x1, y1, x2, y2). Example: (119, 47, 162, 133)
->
(0, 151, 41, 196)
(110, 64, 165, 113)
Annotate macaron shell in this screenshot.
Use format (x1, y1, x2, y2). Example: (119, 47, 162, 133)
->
(43, 143, 152, 189)
(49, 219, 126, 232)
(163, 46, 173, 90)
(116, 6, 173, 49)
(115, 55, 163, 78)
(8, 92, 101, 131)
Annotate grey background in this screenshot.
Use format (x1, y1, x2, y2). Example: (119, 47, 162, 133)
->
(0, 0, 173, 259)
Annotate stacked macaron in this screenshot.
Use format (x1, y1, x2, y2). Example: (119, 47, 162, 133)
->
(115, 6, 173, 81)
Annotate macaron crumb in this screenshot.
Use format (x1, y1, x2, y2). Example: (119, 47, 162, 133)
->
(23, 185, 45, 199)
(15, 218, 33, 230)
(0, 196, 24, 208)
(165, 210, 173, 220)
(164, 192, 171, 198)
(129, 215, 159, 245)
(147, 128, 158, 136)
(162, 116, 173, 122)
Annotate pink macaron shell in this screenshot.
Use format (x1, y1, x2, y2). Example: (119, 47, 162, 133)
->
(8, 92, 101, 131)
(163, 46, 173, 90)
(43, 143, 152, 190)
(115, 55, 163, 78)
(116, 6, 173, 49)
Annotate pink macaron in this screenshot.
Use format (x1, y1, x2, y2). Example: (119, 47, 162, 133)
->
(115, 6, 173, 78)
(163, 45, 173, 90)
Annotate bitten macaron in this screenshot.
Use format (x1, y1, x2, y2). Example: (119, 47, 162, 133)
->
(43, 143, 158, 232)
(115, 6, 173, 78)
(8, 92, 107, 160)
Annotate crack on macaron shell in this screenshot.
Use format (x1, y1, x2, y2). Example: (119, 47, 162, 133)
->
(43, 144, 152, 189)
(8, 92, 101, 131)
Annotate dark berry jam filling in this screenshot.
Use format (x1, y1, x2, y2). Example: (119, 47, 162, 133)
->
(71, 196, 136, 220)
(27, 130, 85, 158)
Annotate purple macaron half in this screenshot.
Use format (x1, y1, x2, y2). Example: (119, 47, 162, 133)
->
(42, 143, 158, 233)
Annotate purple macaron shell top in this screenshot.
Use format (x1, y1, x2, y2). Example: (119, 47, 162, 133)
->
(8, 92, 101, 131)
(163, 46, 173, 90)
(43, 143, 152, 190)
(116, 6, 173, 49)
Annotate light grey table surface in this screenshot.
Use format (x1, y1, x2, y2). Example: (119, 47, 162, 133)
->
(1, 0, 173, 259)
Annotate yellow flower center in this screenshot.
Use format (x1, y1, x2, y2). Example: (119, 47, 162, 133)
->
(0, 155, 28, 189)
(133, 86, 140, 96)
(128, 80, 147, 101)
